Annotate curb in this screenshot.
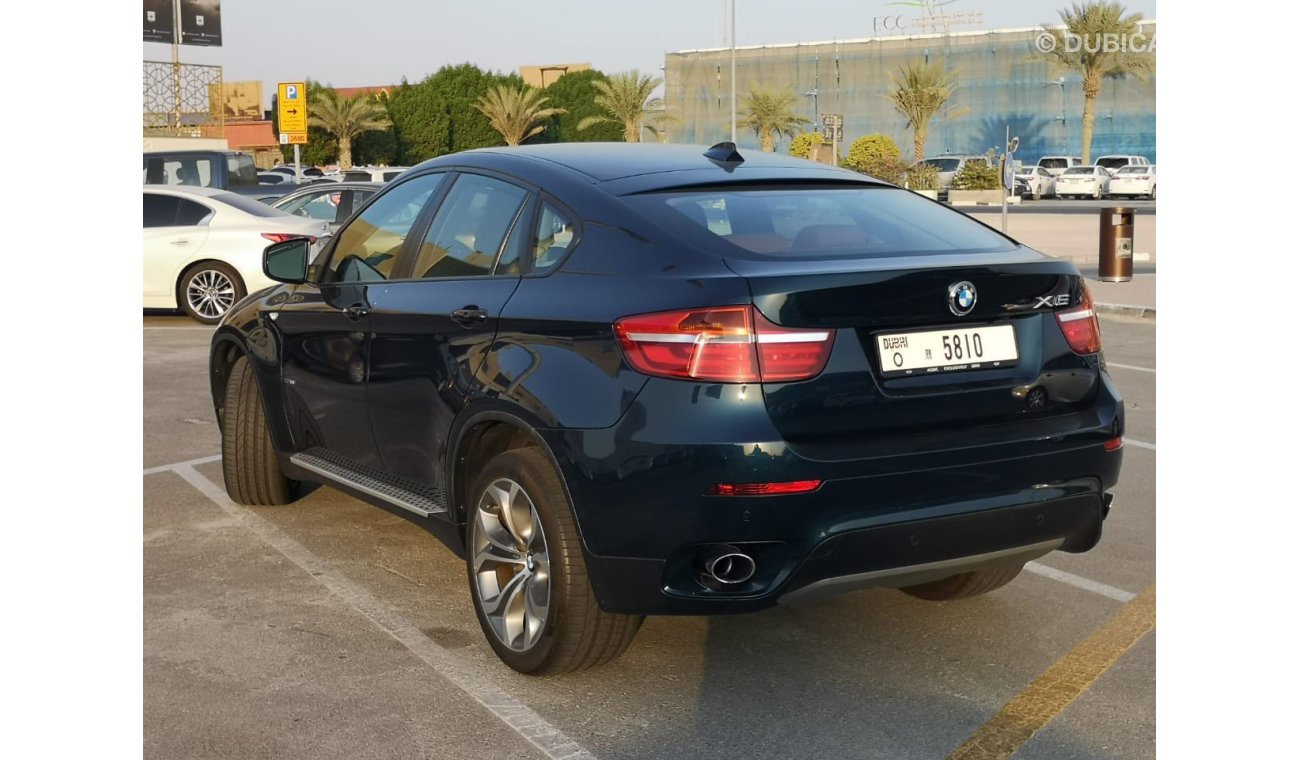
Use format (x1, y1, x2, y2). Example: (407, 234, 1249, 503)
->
(1095, 302, 1155, 319)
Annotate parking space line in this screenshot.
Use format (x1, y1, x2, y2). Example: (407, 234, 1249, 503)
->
(1123, 438, 1156, 451)
(168, 464, 598, 760)
(945, 585, 1156, 760)
(1107, 362, 1155, 373)
(1023, 562, 1136, 603)
(143, 454, 221, 476)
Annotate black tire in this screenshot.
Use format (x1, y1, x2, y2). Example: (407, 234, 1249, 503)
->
(899, 562, 1024, 601)
(466, 447, 642, 674)
(178, 261, 246, 324)
(222, 355, 294, 506)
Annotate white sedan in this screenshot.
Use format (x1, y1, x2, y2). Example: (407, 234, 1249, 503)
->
(1014, 166, 1057, 200)
(1055, 166, 1112, 199)
(1108, 165, 1157, 200)
(144, 186, 328, 323)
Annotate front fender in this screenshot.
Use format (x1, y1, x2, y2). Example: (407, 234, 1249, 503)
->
(208, 286, 293, 451)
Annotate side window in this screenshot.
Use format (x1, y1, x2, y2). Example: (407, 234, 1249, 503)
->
(174, 198, 213, 226)
(227, 155, 258, 187)
(144, 194, 180, 227)
(322, 173, 446, 284)
(532, 202, 577, 274)
(411, 174, 528, 279)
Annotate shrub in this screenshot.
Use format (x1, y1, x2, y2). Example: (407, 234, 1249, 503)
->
(904, 162, 940, 191)
(788, 132, 824, 159)
(950, 158, 1001, 191)
(843, 134, 906, 184)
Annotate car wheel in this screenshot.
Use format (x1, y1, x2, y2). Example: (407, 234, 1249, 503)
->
(899, 562, 1024, 601)
(179, 261, 246, 324)
(222, 355, 294, 505)
(1093, 187, 1102, 200)
(1149, 186, 1156, 200)
(467, 447, 643, 674)
(1032, 188, 1041, 201)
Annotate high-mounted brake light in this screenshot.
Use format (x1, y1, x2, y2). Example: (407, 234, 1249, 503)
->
(614, 306, 834, 383)
(1056, 287, 1102, 354)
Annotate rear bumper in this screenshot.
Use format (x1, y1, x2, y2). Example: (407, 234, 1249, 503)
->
(541, 373, 1124, 616)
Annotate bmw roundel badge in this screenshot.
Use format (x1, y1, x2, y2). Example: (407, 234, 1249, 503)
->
(948, 281, 977, 316)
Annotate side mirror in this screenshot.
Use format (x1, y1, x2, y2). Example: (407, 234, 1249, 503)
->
(263, 238, 310, 284)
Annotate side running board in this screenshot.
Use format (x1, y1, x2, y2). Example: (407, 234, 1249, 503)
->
(289, 448, 448, 518)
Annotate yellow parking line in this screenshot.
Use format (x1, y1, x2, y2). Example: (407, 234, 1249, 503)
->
(946, 585, 1156, 760)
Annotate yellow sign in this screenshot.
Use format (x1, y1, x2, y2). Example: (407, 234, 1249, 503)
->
(277, 81, 308, 135)
(286, 133, 308, 145)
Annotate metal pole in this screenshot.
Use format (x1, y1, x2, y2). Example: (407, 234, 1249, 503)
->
(171, 0, 182, 133)
(1001, 125, 1009, 232)
(730, 0, 736, 143)
(294, 144, 301, 186)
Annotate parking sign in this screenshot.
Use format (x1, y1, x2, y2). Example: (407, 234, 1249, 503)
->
(277, 81, 308, 136)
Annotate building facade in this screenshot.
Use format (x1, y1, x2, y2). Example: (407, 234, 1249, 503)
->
(663, 22, 1156, 164)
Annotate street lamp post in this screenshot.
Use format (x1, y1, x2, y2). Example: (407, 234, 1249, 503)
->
(729, 0, 736, 143)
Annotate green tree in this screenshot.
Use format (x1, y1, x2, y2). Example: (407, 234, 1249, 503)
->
(951, 159, 1001, 190)
(542, 70, 623, 142)
(843, 134, 906, 183)
(387, 64, 524, 163)
(788, 131, 824, 159)
(577, 70, 663, 142)
(1035, 2, 1154, 163)
(474, 84, 565, 146)
(888, 60, 963, 162)
(306, 87, 391, 169)
(351, 92, 400, 166)
(738, 86, 811, 152)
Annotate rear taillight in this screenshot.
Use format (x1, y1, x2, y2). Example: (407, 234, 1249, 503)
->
(614, 305, 834, 383)
(706, 480, 823, 496)
(1056, 287, 1102, 354)
(262, 233, 316, 244)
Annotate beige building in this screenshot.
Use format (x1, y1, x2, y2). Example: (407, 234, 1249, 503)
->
(520, 63, 590, 88)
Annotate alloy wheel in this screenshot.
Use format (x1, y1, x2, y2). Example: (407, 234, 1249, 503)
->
(471, 478, 551, 652)
(186, 269, 237, 320)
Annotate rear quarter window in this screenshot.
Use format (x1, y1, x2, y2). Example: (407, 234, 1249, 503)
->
(626, 185, 1017, 261)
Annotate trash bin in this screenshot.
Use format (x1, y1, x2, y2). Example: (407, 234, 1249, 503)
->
(1098, 207, 1134, 282)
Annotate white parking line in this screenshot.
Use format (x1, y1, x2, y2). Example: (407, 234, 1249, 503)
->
(1123, 438, 1157, 451)
(168, 464, 598, 760)
(1024, 562, 1137, 603)
(143, 454, 221, 475)
(1108, 362, 1155, 373)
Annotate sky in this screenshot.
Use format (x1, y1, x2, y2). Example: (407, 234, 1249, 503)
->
(143, 0, 1157, 108)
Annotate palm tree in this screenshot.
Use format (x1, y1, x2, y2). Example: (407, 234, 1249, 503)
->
(1035, 2, 1154, 163)
(889, 61, 964, 162)
(738, 86, 811, 152)
(474, 84, 566, 146)
(307, 89, 391, 169)
(577, 70, 663, 143)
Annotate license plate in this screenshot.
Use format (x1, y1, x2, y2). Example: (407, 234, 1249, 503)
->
(876, 324, 1018, 377)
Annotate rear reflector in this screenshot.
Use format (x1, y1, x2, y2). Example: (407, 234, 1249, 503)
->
(1056, 287, 1102, 354)
(615, 306, 834, 383)
(1104, 437, 1124, 452)
(706, 480, 823, 496)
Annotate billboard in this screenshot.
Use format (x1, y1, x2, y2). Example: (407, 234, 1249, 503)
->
(179, 0, 222, 47)
(215, 81, 264, 121)
(143, 0, 174, 43)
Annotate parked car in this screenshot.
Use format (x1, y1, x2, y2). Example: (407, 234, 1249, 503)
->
(270, 181, 384, 232)
(144, 149, 281, 198)
(1055, 165, 1112, 199)
(144, 186, 328, 323)
(1093, 155, 1151, 173)
(332, 166, 413, 183)
(210, 143, 1122, 674)
(257, 171, 293, 186)
(1014, 166, 1057, 200)
(918, 155, 988, 192)
(1036, 156, 1083, 177)
(1106, 165, 1156, 200)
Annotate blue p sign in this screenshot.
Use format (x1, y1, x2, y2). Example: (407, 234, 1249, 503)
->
(286, 85, 299, 100)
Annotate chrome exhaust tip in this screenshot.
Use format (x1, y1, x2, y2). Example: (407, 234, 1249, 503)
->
(697, 544, 757, 586)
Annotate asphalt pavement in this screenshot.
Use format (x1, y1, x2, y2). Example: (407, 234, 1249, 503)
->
(143, 311, 1156, 760)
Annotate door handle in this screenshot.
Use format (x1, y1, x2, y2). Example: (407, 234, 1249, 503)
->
(169, 239, 189, 246)
(451, 306, 488, 327)
(344, 304, 369, 320)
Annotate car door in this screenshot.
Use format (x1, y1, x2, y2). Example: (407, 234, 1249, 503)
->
(143, 192, 212, 302)
(365, 171, 533, 484)
(273, 172, 449, 467)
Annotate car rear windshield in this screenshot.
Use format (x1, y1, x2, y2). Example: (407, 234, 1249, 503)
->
(1063, 167, 1096, 175)
(1095, 158, 1131, 169)
(625, 185, 1017, 261)
(1038, 158, 1069, 169)
(1115, 166, 1148, 175)
(215, 192, 294, 218)
(921, 158, 961, 172)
